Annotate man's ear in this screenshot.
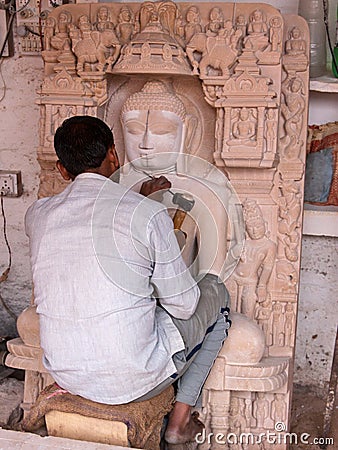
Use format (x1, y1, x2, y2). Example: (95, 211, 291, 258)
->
(56, 160, 74, 181)
(108, 146, 120, 171)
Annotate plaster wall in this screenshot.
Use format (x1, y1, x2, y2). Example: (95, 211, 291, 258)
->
(294, 235, 338, 391)
(0, 36, 42, 336)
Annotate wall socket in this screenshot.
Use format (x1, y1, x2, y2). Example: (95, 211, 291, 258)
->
(0, 171, 23, 197)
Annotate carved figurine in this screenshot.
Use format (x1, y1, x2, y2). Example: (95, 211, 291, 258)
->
(284, 303, 295, 347)
(265, 109, 277, 153)
(253, 392, 269, 429)
(271, 394, 287, 424)
(269, 16, 282, 52)
(230, 199, 276, 319)
(285, 26, 306, 56)
(70, 13, 120, 73)
(228, 107, 257, 147)
(94, 7, 115, 32)
(184, 6, 203, 43)
(281, 76, 305, 159)
(244, 9, 268, 52)
(206, 7, 224, 36)
(50, 10, 72, 53)
(116, 6, 135, 44)
(272, 302, 284, 346)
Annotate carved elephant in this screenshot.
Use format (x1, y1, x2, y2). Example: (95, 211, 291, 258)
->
(72, 29, 121, 73)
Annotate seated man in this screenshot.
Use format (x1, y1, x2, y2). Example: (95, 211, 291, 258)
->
(25, 115, 230, 444)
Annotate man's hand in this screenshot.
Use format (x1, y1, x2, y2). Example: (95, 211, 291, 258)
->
(140, 176, 171, 201)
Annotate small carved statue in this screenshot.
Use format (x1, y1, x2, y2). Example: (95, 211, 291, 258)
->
(50, 10, 72, 53)
(253, 392, 269, 429)
(269, 16, 282, 52)
(94, 7, 115, 32)
(244, 9, 268, 51)
(116, 6, 135, 44)
(70, 13, 120, 73)
(228, 107, 257, 147)
(230, 199, 276, 319)
(206, 7, 224, 36)
(184, 6, 203, 43)
(285, 26, 306, 56)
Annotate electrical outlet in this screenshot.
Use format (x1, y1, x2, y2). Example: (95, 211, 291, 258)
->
(0, 171, 23, 197)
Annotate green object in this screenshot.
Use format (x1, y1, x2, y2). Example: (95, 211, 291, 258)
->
(333, 46, 338, 77)
(333, 6, 338, 78)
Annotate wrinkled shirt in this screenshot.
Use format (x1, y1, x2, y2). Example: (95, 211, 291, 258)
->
(25, 173, 199, 404)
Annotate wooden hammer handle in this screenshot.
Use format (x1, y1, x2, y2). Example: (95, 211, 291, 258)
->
(173, 209, 187, 230)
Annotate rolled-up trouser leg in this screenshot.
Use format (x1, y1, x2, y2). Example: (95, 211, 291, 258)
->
(172, 275, 231, 406)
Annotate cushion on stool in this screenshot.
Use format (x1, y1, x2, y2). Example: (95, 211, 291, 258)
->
(18, 383, 175, 449)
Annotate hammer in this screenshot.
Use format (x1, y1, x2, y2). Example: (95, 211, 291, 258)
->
(142, 171, 195, 231)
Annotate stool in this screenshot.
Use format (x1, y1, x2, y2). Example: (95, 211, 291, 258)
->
(19, 383, 175, 449)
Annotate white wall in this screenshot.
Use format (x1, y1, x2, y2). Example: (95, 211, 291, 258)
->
(0, 35, 42, 336)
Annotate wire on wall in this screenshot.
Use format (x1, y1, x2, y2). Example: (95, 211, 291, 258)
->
(0, 194, 17, 320)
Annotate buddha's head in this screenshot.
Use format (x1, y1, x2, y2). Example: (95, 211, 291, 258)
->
(121, 80, 187, 173)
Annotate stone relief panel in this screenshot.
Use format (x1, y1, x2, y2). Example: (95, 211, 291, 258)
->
(7, 2, 309, 446)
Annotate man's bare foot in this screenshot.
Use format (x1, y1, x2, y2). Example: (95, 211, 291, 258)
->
(165, 402, 205, 444)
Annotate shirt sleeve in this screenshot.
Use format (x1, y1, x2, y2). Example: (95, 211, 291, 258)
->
(148, 208, 200, 320)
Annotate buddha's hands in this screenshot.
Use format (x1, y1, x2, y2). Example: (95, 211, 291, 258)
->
(140, 176, 171, 201)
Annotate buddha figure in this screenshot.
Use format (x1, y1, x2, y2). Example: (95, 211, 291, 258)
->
(119, 80, 244, 282)
(227, 107, 257, 147)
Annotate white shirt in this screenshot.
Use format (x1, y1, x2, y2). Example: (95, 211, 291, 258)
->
(25, 173, 199, 404)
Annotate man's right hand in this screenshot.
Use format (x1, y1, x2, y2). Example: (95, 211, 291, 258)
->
(140, 176, 171, 201)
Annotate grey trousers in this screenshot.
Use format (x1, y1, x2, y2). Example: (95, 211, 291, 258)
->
(136, 274, 231, 407)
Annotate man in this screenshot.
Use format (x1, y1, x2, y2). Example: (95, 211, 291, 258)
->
(26, 115, 230, 444)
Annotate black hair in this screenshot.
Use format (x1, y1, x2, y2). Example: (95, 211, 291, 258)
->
(54, 115, 114, 176)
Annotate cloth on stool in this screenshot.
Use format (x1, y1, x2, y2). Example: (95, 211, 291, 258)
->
(17, 383, 175, 449)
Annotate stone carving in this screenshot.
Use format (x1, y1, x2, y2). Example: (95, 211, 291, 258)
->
(253, 392, 269, 429)
(269, 16, 282, 53)
(284, 26, 308, 73)
(70, 14, 120, 74)
(244, 9, 268, 52)
(116, 6, 135, 44)
(284, 303, 295, 347)
(50, 10, 72, 54)
(281, 76, 306, 161)
(229, 199, 276, 320)
(272, 302, 284, 347)
(206, 7, 224, 36)
(6, 3, 309, 448)
(184, 6, 203, 43)
(278, 179, 302, 262)
(94, 6, 114, 32)
(227, 107, 257, 147)
(229, 397, 247, 434)
(120, 79, 243, 281)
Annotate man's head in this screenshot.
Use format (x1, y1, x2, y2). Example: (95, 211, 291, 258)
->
(54, 115, 118, 180)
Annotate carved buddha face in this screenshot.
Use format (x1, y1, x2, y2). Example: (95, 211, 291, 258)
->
(121, 81, 186, 173)
(122, 109, 184, 172)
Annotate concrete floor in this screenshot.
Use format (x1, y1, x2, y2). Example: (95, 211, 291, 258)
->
(0, 428, 133, 449)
